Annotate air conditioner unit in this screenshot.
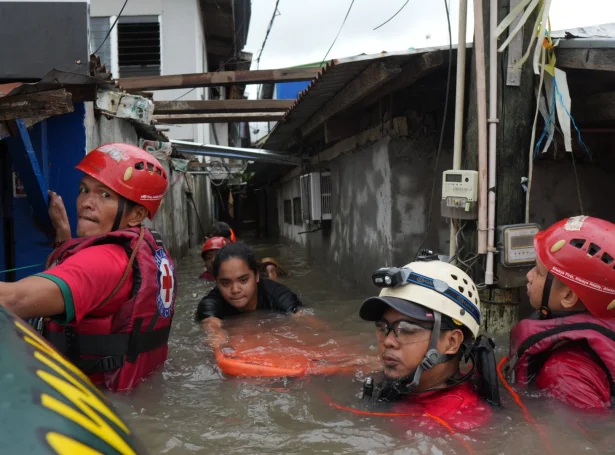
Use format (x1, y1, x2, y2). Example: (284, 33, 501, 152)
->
(300, 171, 332, 222)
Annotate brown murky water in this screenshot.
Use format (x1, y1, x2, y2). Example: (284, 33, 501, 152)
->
(109, 240, 615, 454)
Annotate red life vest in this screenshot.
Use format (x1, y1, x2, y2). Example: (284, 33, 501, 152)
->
(392, 381, 491, 432)
(508, 312, 615, 398)
(44, 226, 176, 392)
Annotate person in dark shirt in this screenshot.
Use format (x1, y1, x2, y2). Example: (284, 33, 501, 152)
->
(195, 243, 303, 347)
(208, 221, 236, 243)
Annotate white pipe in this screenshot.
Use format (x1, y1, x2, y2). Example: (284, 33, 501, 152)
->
(485, 0, 499, 285)
(449, 0, 468, 260)
(473, 0, 488, 256)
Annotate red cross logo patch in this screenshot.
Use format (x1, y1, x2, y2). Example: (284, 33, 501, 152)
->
(155, 248, 175, 318)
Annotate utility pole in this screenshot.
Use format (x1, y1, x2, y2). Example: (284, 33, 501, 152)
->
(463, 0, 536, 332)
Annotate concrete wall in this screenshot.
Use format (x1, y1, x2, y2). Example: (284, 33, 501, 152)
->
(276, 84, 454, 293)
(529, 135, 615, 228)
(328, 139, 394, 287)
(85, 103, 139, 152)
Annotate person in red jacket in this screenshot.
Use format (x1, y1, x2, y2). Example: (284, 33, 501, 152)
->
(358, 251, 500, 433)
(201, 236, 230, 281)
(0, 143, 177, 392)
(506, 216, 615, 410)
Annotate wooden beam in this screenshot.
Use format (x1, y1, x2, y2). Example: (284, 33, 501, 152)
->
(352, 51, 445, 112)
(324, 110, 363, 144)
(154, 112, 285, 124)
(300, 63, 401, 137)
(311, 117, 409, 164)
(574, 91, 615, 124)
(557, 48, 615, 72)
(117, 67, 322, 91)
(506, 0, 523, 86)
(0, 89, 73, 121)
(154, 99, 293, 114)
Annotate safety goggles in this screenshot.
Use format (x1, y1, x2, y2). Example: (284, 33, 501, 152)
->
(375, 319, 433, 344)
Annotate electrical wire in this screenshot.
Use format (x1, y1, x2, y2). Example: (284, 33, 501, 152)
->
(373, 0, 410, 30)
(172, 56, 237, 101)
(93, 0, 129, 55)
(182, 174, 207, 238)
(256, 0, 281, 69)
(413, 0, 454, 260)
(320, 0, 356, 66)
(570, 151, 585, 215)
(173, 88, 197, 102)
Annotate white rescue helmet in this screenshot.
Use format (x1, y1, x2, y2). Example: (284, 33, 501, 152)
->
(360, 260, 481, 337)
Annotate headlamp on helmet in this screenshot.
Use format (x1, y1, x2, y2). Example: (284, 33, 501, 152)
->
(372, 267, 412, 288)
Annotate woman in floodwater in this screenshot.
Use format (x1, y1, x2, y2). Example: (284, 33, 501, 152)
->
(195, 243, 303, 348)
(194, 242, 379, 378)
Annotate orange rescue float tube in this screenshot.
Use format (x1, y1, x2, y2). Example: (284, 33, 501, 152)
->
(215, 348, 306, 377)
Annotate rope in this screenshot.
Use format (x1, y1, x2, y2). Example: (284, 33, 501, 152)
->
(99, 226, 145, 306)
(496, 357, 555, 455)
(0, 263, 44, 275)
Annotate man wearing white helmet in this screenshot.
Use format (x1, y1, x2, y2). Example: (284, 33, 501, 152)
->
(359, 251, 499, 431)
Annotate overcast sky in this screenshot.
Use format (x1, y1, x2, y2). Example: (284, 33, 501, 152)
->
(243, 0, 615, 72)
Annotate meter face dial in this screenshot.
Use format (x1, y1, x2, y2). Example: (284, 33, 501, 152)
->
(502, 225, 540, 266)
(510, 234, 534, 250)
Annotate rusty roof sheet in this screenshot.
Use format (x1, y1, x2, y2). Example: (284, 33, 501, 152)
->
(0, 69, 113, 101)
(261, 45, 459, 151)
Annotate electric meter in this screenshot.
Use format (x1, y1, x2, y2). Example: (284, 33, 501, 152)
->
(440, 170, 478, 220)
(497, 223, 541, 267)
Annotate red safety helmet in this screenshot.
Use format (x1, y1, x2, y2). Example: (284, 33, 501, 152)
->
(76, 143, 168, 218)
(535, 216, 615, 319)
(202, 236, 230, 256)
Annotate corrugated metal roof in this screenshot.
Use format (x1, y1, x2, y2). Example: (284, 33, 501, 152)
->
(260, 44, 458, 151)
(552, 22, 615, 39)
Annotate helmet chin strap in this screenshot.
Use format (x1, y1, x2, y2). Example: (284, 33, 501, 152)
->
(539, 272, 554, 320)
(405, 311, 454, 390)
(111, 197, 126, 232)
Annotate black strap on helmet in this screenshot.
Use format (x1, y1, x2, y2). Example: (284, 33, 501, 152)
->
(470, 335, 501, 406)
(111, 197, 127, 232)
(406, 311, 454, 389)
(539, 272, 554, 320)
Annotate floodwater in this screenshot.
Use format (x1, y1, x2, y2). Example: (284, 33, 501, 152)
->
(110, 239, 615, 455)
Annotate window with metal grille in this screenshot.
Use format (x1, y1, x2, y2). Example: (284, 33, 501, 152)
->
(117, 16, 160, 77)
(293, 197, 302, 226)
(283, 199, 292, 224)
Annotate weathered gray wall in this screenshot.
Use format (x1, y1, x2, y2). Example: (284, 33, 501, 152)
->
(277, 87, 454, 293)
(328, 138, 393, 289)
(85, 103, 139, 152)
(147, 162, 211, 260)
(276, 82, 455, 293)
(529, 146, 615, 228)
(389, 122, 453, 266)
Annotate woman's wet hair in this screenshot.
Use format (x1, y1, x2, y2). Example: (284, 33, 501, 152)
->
(212, 242, 260, 278)
(210, 221, 232, 240)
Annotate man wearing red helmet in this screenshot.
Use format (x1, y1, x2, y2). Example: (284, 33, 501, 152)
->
(0, 143, 177, 392)
(506, 216, 615, 409)
(201, 237, 230, 281)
